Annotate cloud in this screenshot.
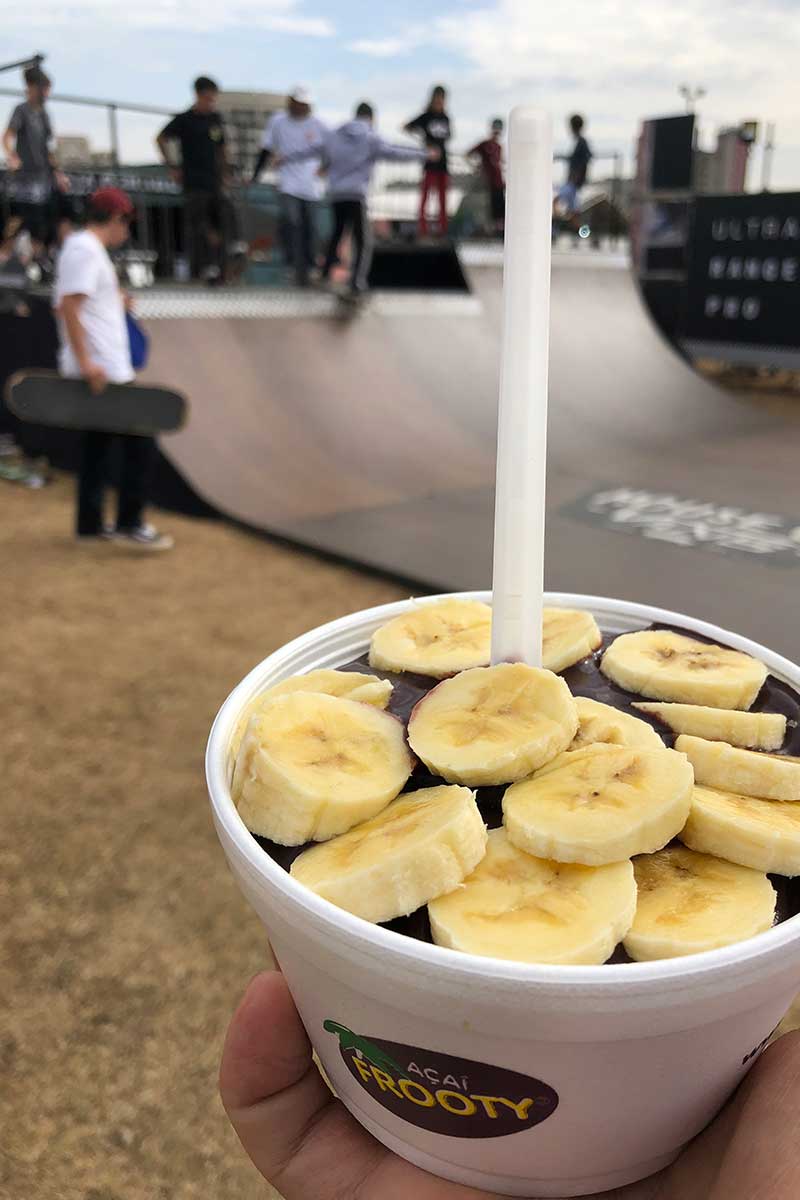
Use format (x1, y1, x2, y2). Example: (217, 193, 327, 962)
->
(9, 0, 334, 35)
(338, 0, 799, 183)
(348, 37, 419, 58)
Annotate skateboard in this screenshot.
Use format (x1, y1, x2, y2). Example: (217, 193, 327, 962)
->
(333, 290, 369, 320)
(5, 371, 187, 436)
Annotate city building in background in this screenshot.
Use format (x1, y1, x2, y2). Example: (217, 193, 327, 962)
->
(216, 90, 286, 177)
(694, 123, 757, 195)
(55, 135, 91, 167)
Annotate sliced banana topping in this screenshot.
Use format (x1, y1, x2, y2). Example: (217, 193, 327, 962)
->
(369, 598, 492, 678)
(681, 785, 800, 876)
(503, 743, 694, 866)
(232, 692, 413, 845)
(229, 669, 393, 765)
(601, 630, 767, 710)
(632, 702, 786, 751)
(428, 828, 636, 965)
(290, 785, 487, 923)
(624, 845, 776, 961)
(675, 735, 800, 802)
(407, 662, 578, 787)
(368, 601, 602, 679)
(569, 696, 664, 751)
(542, 607, 602, 673)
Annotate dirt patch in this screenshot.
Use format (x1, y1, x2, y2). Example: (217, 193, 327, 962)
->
(0, 475, 408, 1200)
(2, 475, 798, 1199)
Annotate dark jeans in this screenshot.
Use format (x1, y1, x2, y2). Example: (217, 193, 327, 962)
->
(77, 431, 156, 536)
(184, 190, 236, 279)
(279, 193, 316, 286)
(322, 198, 372, 293)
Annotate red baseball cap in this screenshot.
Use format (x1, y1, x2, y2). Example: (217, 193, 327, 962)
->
(89, 186, 135, 218)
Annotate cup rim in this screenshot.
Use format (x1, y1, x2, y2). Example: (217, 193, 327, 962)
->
(207, 591, 800, 990)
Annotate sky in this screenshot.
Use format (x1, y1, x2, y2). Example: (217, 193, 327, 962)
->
(3, 0, 800, 186)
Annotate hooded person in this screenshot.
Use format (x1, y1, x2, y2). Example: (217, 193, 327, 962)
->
(279, 102, 434, 296)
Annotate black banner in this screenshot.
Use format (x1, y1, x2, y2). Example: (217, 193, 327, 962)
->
(685, 192, 800, 352)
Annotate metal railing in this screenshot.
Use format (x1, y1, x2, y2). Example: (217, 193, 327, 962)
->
(1, 84, 628, 282)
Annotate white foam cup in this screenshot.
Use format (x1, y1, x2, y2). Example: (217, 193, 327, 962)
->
(207, 592, 800, 1198)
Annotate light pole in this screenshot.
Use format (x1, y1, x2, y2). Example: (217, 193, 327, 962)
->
(678, 84, 706, 114)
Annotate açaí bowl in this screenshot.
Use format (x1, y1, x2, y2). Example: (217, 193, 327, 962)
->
(206, 592, 800, 1197)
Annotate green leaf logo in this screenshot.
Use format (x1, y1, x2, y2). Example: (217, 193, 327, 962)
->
(323, 1021, 404, 1075)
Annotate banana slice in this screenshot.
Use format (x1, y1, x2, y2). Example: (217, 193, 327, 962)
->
(290, 785, 487, 923)
(503, 743, 694, 866)
(232, 692, 413, 845)
(569, 696, 664, 751)
(601, 630, 767, 710)
(682, 785, 800, 876)
(407, 663, 578, 786)
(624, 845, 776, 961)
(369, 598, 492, 678)
(542, 607, 602, 673)
(229, 670, 393, 765)
(633, 702, 786, 751)
(675, 735, 800, 802)
(428, 828, 636, 965)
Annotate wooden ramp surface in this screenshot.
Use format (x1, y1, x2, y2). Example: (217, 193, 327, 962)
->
(139, 261, 800, 658)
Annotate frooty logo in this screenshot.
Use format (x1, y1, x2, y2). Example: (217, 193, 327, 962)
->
(323, 1020, 558, 1138)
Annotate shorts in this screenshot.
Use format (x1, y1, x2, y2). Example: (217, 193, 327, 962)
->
(556, 182, 579, 215)
(8, 188, 74, 244)
(490, 186, 505, 221)
(11, 198, 54, 243)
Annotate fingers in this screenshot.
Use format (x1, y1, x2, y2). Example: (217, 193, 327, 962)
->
(219, 970, 385, 1197)
(707, 1031, 800, 1200)
(220, 971, 498, 1200)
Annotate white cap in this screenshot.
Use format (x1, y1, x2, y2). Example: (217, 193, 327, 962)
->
(289, 85, 312, 104)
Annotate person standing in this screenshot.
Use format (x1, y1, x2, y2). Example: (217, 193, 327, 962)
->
(404, 86, 452, 238)
(313, 103, 432, 295)
(252, 88, 326, 288)
(54, 187, 173, 551)
(468, 118, 505, 236)
(156, 77, 232, 283)
(555, 114, 592, 230)
(2, 67, 70, 257)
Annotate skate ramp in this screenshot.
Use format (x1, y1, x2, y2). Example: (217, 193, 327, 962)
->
(138, 254, 800, 657)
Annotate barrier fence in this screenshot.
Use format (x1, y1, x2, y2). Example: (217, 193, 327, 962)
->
(0, 85, 626, 285)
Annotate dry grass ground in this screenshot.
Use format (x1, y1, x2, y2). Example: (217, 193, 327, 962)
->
(1, 475, 407, 1200)
(2, 475, 798, 1200)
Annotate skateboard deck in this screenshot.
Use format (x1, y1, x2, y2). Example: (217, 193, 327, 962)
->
(5, 371, 187, 436)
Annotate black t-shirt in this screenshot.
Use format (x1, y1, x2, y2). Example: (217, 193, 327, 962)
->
(568, 135, 591, 187)
(160, 108, 225, 191)
(406, 110, 451, 173)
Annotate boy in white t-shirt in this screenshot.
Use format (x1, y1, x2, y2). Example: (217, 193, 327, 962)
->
(251, 87, 326, 287)
(54, 187, 172, 550)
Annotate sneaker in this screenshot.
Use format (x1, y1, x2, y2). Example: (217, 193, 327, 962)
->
(113, 523, 174, 552)
(76, 525, 115, 543)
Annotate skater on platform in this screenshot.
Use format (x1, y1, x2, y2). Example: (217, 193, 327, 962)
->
(252, 88, 326, 288)
(554, 114, 592, 232)
(54, 187, 173, 551)
(468, 118, 505, 236)
(279, 102, 433, 297)
(3, 67, 71, 259)
(404, 86, 452, 238)
(157, 77, 234, 283)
